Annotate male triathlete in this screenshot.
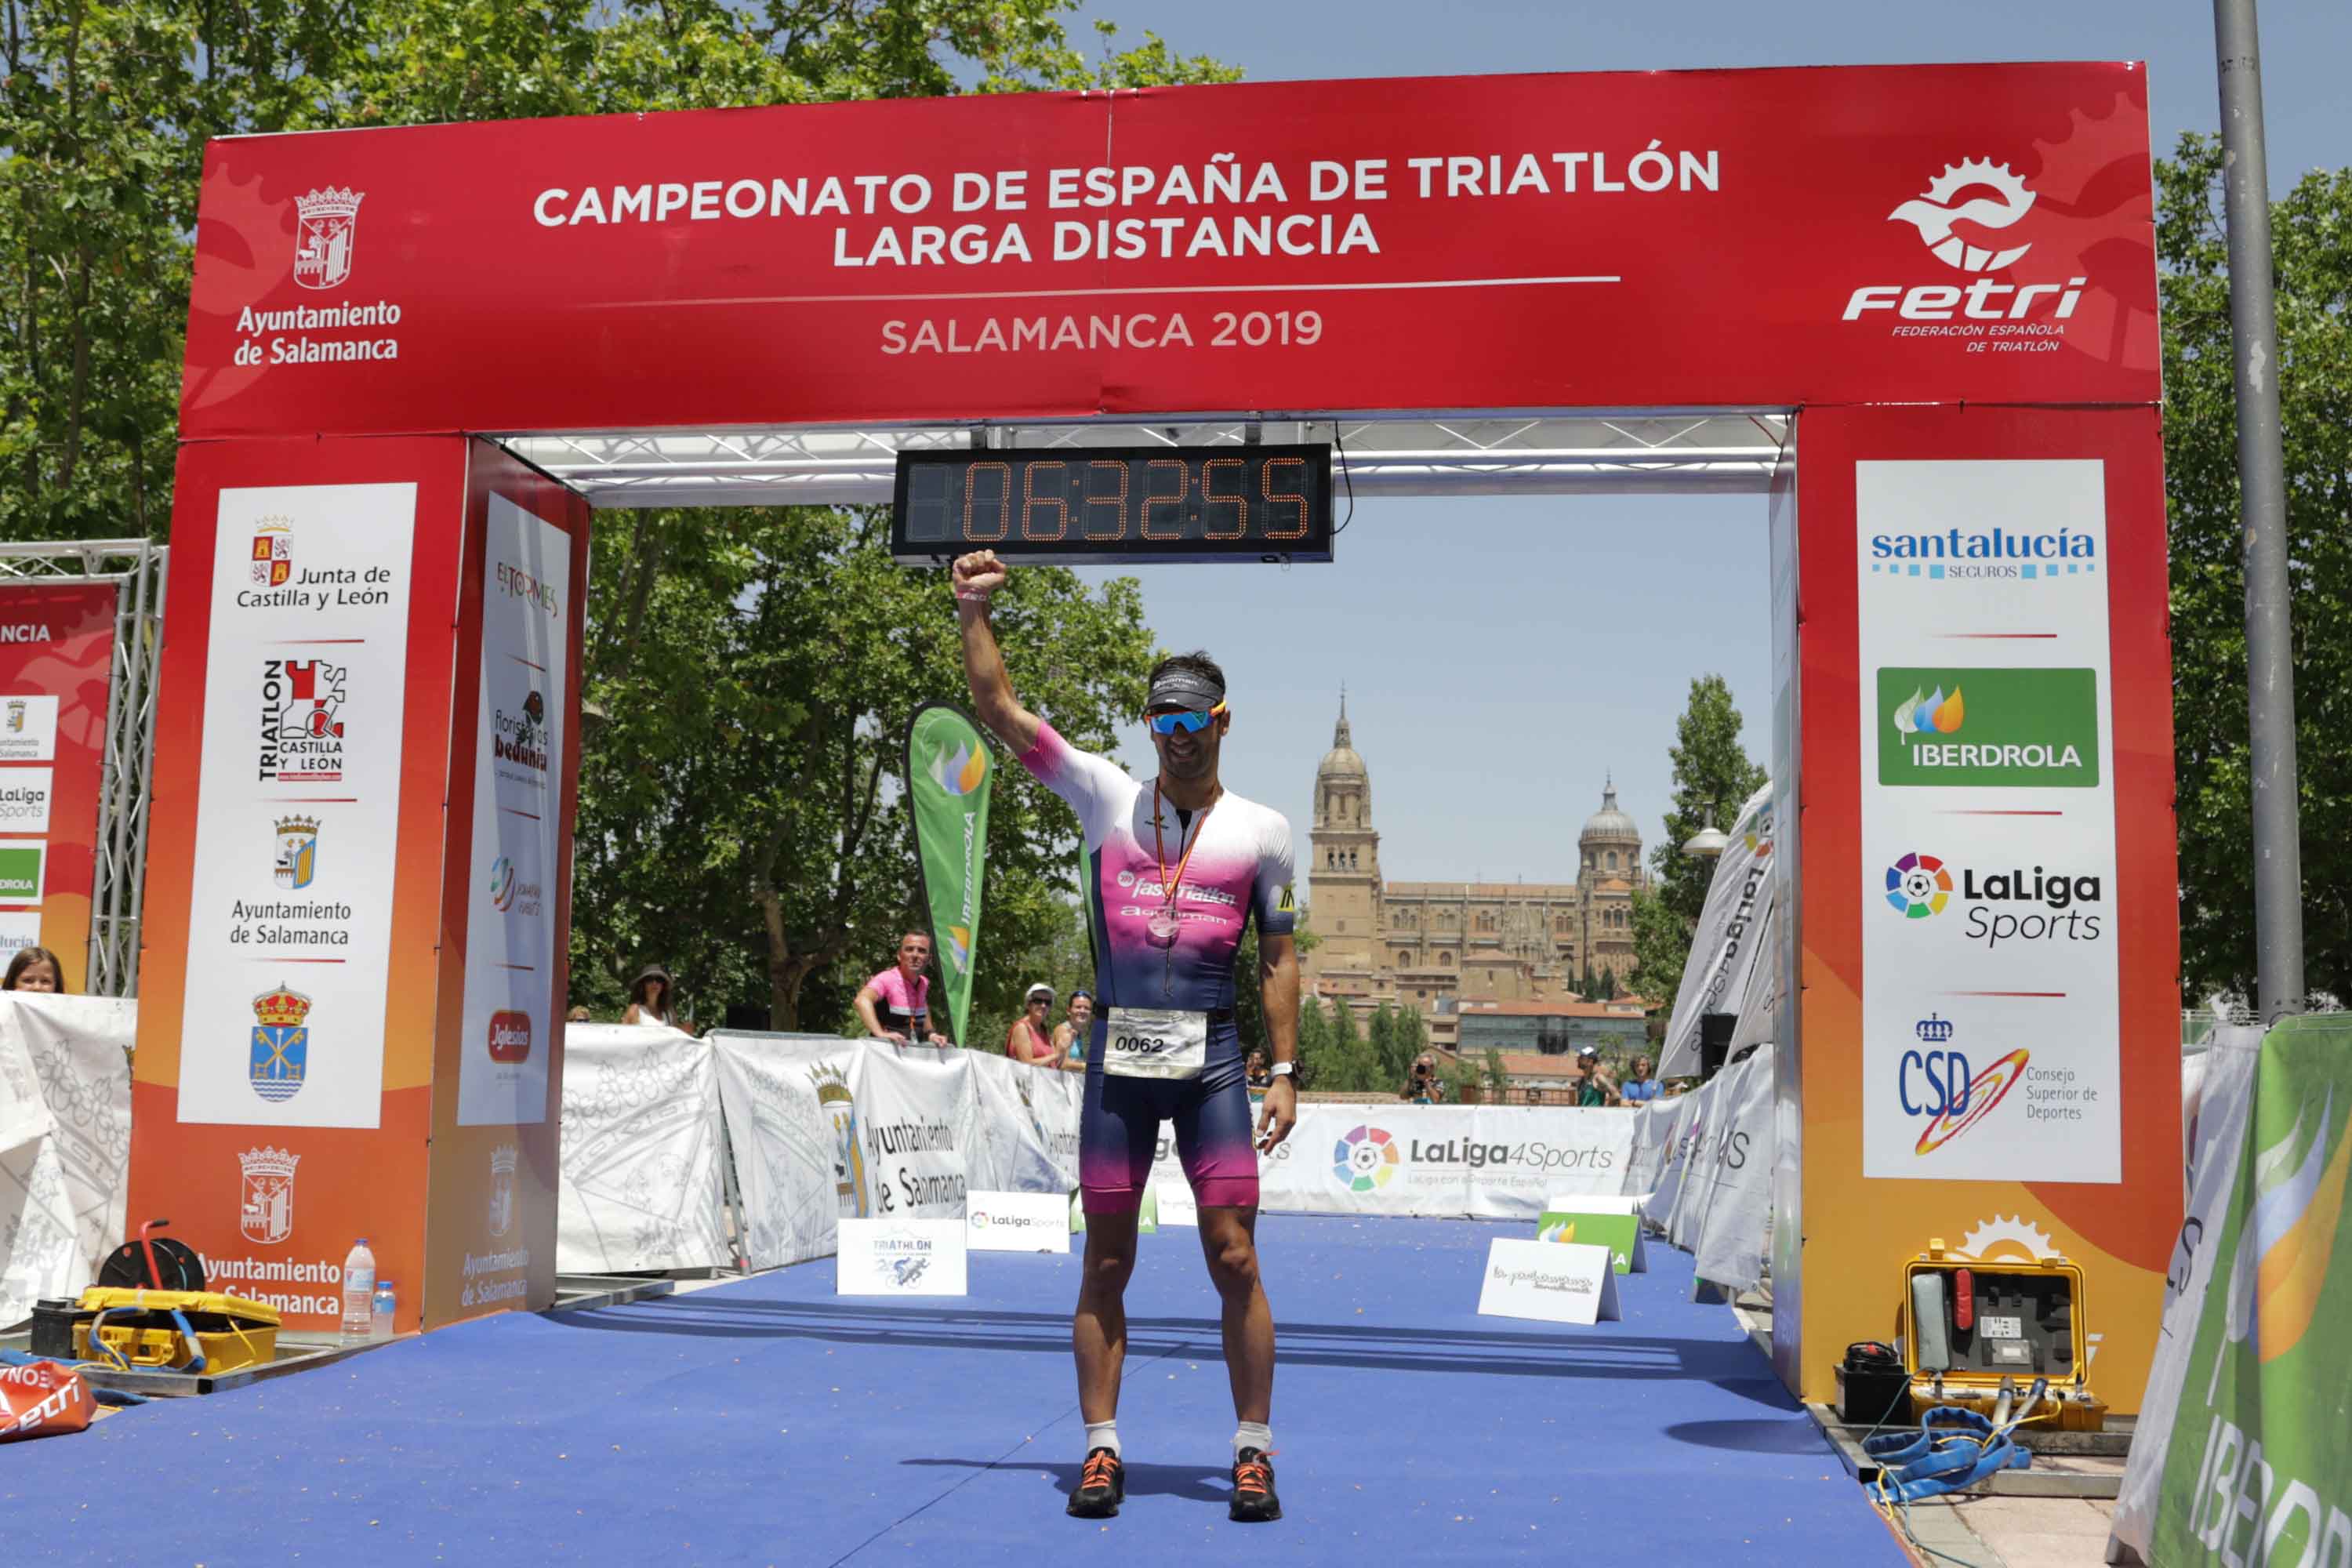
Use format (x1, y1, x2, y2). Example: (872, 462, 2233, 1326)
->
(953, 548, 1299, 1524)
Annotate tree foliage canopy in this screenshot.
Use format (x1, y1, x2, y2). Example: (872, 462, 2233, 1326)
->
(2157, 134, 2352, 1004)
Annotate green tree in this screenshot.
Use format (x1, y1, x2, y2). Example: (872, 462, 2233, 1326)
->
(1229, 913, 1317, 1065)
(2157, 135, 2352, 1003)
(1482, 1046, 1510, 1101)
(1649, 675, 1769, 927)
(571, 507, 1157, 1030)
(1595, 966, 1618, 1001)
(1631, 887, 1693, 1024)
(0, 1, 1238, 543)
(1294, 995, 1331, 1090)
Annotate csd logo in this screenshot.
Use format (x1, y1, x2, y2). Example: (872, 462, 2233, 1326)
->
(1900, 1050, 1973, 1117)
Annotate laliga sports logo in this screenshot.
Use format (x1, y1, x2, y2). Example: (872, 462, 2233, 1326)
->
(1846, 157, 2086, 323)
(1332, 1124, 1400, 1193)
(1884, 851, 1953, 920)
(1891, 159, 2035, 272)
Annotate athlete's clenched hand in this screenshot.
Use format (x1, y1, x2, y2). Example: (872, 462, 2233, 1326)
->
(953, 550, 1008, 599)
(1254, 1076, 1298, 1154)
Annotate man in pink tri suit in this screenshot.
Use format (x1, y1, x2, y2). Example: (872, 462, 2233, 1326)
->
(853, 931, 951, 1045)
(954, 548, 1299, 1526)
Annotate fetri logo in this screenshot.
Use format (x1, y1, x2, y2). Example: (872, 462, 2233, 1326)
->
(1846, 157, 2086, 325)
(1890, 158, 2035, 272)
(1332, 1123, 1400, 1192)
(1884, 851, 1953, 920)
(488, 1009, 532, 1063)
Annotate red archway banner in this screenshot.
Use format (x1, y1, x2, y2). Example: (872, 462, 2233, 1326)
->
(182, 62, 2156, 437)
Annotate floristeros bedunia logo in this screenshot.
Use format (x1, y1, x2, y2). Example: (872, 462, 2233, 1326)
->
(1879, 668, 2100, 788)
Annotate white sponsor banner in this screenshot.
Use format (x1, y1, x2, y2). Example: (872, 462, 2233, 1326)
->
(1152, 1178, 1200, 1228)
(710, 1033, 855, 1269)
(1659, 781, 1776, 1079)
(555, 1024, 731, 1274)
(848, 1044, 973, 1219)
(1478, 1237, 1621, 1325)
(966, 1189, 1072, 1252)
(178, 482, 417, 1128)
(0, 695, 58, 764)
(0, 768, 53, 835)
(0, 994, 133, 1328)
(966, 1052, 1079, 1194)
(1545, 1192, 1648, 1216)
(455, 493, 570, 1127)
(1857, 460, 2120, 1182)
(838, 1217, 967, 1295)
(1261, 1103, 1636, 1219)
(1690, 1046, 1776, 1291)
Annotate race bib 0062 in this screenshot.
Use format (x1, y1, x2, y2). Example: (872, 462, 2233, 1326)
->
(1102, 1007, 1207, 1081)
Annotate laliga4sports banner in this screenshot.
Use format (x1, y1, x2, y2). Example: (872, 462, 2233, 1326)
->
(179, 63, 2157, 437)
(0, 582, 116, 990)
(905, 702, 992, 1047)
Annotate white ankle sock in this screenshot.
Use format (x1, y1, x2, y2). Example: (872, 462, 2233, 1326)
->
(1233, 1421, 1272, 1457)
(1084, 1420, 1121, 1458)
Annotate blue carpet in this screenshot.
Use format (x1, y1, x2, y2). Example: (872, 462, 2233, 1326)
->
(2, 1214, 1901, 1566)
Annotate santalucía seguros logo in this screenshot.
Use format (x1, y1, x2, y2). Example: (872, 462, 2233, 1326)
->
(1333, 1123, 1400, 1192)
(1885, 851, 1953, 919)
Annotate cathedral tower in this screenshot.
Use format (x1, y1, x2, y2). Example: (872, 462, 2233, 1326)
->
(1308, 694, 1381, 974)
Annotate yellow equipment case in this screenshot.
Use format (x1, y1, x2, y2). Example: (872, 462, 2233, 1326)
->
(67, 1288, 283, 1375)
(1896, 1240, 2105, 1432)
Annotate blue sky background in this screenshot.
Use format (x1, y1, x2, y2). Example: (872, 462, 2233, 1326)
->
(1042, 2, 2348, 889)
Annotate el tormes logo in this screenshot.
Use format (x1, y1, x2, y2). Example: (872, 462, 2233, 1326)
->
(257, 659, 347, 782)
(1883, 852, 2103, 947)
(1898, 1013, 2030, 1156)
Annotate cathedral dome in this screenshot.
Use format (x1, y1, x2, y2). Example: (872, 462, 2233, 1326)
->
(1581, 779, 1639, 844)
(1317, 696, 1366, 780)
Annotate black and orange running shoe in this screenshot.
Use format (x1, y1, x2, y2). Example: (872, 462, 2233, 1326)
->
(1068, 1446, 1126, 1519)
(1229, 1446, 1281, 1523)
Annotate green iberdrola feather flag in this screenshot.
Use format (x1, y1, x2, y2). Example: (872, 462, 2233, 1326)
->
(906, 702, 994, 1046)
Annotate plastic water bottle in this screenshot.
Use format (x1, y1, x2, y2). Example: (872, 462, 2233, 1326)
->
(370, 1279, 397, 1341)
(340, 1239, 377, 1345)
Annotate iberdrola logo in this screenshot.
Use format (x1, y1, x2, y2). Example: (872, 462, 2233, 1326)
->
(930, 740, 987, 797)
(2219, 1086, 2352, 1371)
(945, 924, 972, 976)
(1893, 684, 1965, 739)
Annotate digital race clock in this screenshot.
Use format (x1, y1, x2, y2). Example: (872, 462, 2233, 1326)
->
(891, 445, 1334, 566)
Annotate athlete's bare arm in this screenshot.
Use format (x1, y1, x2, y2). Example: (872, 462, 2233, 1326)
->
(1254, 933, 1301, 1152)
(953, 550, 1043, 755)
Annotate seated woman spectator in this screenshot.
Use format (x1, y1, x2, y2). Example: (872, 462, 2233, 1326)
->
(3, 946, 64, 993)
(1005, 982, 1062, 1065)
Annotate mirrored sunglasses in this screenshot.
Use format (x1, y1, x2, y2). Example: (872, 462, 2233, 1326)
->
(1148, 700, 1229, 735)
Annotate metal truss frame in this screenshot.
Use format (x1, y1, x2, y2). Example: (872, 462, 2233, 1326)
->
(0, 539, 168, 996)
(501, 411, 1791, 510)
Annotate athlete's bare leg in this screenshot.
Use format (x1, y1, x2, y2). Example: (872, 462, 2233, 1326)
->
(1198, 1204, 1272, 1425)
(1075, 1210, 1141, 1421)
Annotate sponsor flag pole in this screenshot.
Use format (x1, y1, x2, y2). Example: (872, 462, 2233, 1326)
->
(904, 702, 993, 1047)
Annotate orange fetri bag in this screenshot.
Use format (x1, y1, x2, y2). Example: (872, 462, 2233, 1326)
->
(0, 1360, 96, 1443)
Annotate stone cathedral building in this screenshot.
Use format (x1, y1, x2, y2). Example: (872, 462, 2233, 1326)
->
(1300, 699, 1646, 1051)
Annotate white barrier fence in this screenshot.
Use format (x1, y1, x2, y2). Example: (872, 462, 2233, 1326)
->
(1, 999, 1783, 1323)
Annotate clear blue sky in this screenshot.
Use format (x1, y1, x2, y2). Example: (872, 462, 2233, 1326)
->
(1047, 2, 2347, 890)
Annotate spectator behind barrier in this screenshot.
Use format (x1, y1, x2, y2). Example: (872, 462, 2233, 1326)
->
(855, 933, 949, 1045)
(1619, 1054, 1664, 1103)
(622, 963, 682, 1029)
(1053, 989, 1094, 1073)
(2, 946, 64, 993)
(1006, 981, 1062, 1065)
(1403, 1052, 1442, 1105)
(1571, 1045, 1620, 1107)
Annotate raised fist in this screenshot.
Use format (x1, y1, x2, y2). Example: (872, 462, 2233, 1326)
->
(953, 550, 1008, 599)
